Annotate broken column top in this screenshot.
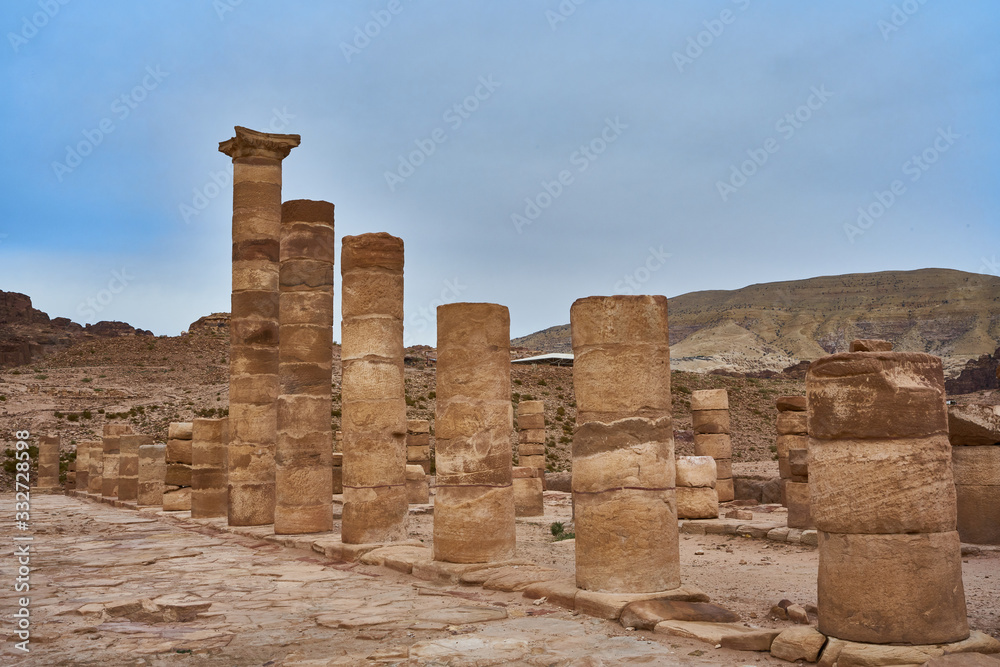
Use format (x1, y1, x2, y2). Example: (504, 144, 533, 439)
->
(219, 126, 301, 160)
(103, 423, 133, 437)
(691, 388, 728, 411)
(849, 339, 893, 352)
(341, 232, 404, 271)
(948, 403, 1000, 446)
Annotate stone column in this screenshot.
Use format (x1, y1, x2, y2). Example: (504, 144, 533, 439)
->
(675, 455, 718, 519)
(74, 442, 90, 492)
(691, 389, 733, 502)
(808, 349, 968, 645)
(118, 434, 149, 503)
(340, 233, 408, 544)
(275, 199, 335, 535)
(164, 422, 193, 511)
(775, 395, 808, 506)
(87, 440, 103, 495)
(36, 434, 60, 492)
(570, 295, 679, 594)
(406, 419, 432, 475)
(219, 125, 300, 526)
(947, 404, 1000, 545)
(517, 400, 546, 483)
(65, 458, 76, 493)
(191, 417, 229, 519)
(776, 396, 811, 526)
(331, 452, 343, 494)
(434, 303, 515, 563)
(102, 424, 132, 499)
(137, 443, 166, 507)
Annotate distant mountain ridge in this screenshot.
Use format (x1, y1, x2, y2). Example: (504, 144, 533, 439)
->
(0, 290, 152, 367)
(511, 268, 1000, 375)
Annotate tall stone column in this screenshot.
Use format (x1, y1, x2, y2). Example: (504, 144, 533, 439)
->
(191, 417, 229, 519)
(570, 295, 679, 594)
(275, 199, 335, 535)
(117, 434, 149, 503)
(102, 424, 132, 499)
(219, 126, 300, 526)
(36, 435, 60, 492)
(516, 400, 546, 483)
(406, 419, 432, 475)
(691, 389, 733, 502)
(86, 440, 103, 495)
(74, 442, 89, 492)
(137, 443, 166, 507)
(808, 349, 968, 645)
(434, 303, 514, 563)
(164, 422, 193, 511)
(340, 233, 408, 544)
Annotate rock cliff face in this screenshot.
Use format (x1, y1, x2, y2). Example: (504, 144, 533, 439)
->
(512, 269, 1000, 376)
(945, 348, 1000, 395)
(0, 290, 152, 367)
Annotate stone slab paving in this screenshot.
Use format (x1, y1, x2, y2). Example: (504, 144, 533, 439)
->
(2, 494, 789, 665)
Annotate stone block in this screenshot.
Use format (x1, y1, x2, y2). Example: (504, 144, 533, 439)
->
(168, 422, 193, 440)
(164, 463, 192, 487)
(786, 481, 813, 529)
(518, 443, 545, 457)
(162, 487, 192, 511)
(519, 429, 545, 444)
(512, 476, 543, 516)
(693, 433, 732, 459)
(948, 404, 1000, 446)
(955, 483, 1000, 545)
(620, 599, 739, 631)
(692, 409, 730, 435)
(777, 411, 809, 435)
(952, 445, 1000, 486)
(716, 477, 734, 502)
(691, 388, 728, 411)
(676, 487, 719, 519)
(776, 395, 807, 412)
(807, 352, 947, 440)
(809, 435, 956, 534)
(517, 413, 545, 430)
(675, 456, 717, 488)
(166, 438, 193, 465)
(770, 626, 827, 663)
(817, 530, 968, 644)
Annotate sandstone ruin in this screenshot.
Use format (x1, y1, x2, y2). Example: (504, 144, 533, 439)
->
(340, 232, 409, 544)
(692, 388, 734, 502)
(274, 199, 336, 535)
(191, 417, 229, 519)
(434, 302, 515, 563)
(220, 126, 300, 527)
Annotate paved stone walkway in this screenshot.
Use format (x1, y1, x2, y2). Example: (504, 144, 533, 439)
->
(3, 494, 778, 666)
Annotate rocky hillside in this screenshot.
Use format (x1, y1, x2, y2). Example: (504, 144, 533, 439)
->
(0, 290, 152, 367)
(512, 269, 1000, 375)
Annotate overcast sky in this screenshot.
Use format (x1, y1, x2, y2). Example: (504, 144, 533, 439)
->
(2, 1, 997, 344)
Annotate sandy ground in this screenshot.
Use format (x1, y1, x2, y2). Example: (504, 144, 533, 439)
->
(3, 493, 997, 666)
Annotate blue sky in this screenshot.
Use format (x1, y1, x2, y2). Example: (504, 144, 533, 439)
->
(1, 1, 998, 343)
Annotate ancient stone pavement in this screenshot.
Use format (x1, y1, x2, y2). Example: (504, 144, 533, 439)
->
(2, 494, 780, 666)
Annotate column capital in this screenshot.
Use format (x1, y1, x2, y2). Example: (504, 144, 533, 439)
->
(219, 126, 301, 161)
